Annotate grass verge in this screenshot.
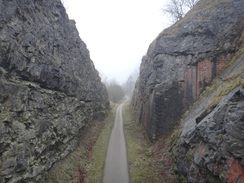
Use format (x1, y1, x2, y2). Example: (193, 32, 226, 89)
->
(123, 103, 159, 182)
(46, 104, 118, 183)
(123, 102, 179, 183)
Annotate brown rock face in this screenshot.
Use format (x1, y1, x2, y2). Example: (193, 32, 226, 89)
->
(0, 0, 109, 182)
(183, 53, 234, 99)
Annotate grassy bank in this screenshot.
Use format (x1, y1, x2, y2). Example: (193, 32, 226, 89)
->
(47, 104, 118, 183)
(122, 102, 178, 183)
(122, 103, 160, 182)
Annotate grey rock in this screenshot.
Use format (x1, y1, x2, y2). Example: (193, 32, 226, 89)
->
(132, 0, 244, 141)
(176, 86, 244, 182)
(131, 0, 244, 181)
(0, 0, 109, 182)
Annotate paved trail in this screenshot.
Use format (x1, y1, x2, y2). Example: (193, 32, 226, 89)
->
(102, 103, 130, 183)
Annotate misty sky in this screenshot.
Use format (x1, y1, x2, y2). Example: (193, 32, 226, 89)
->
(62, 0, 170, 83)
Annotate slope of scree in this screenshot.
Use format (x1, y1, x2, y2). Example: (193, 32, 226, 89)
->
(132, 0, 244, 142)
(0, 0, 109, 182)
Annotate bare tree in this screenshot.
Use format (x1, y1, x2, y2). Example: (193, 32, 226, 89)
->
(184, 0, 200, 9)
(123, 69, 139, 98)
(123, 75, 135, 98)
(163, 0, 200, 22)
(164, 0, 185, 22)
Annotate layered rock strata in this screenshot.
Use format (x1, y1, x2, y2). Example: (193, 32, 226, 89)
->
(0, 0, 109, 182)
(132, 0, 244, 142)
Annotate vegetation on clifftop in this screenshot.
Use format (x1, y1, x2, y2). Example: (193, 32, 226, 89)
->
(158, 0, 234, 38)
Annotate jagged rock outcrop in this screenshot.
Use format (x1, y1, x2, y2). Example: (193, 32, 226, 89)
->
(132, 0, 244, 142)
(178, 90, 244, 183)
(0, 0, 109, 182)
(174, 54, 244, 182)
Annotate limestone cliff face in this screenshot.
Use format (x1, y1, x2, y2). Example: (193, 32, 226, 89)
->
(0, 0, 109, 182)
(132, 0, 244, 181)
(132, 0, 244, 142)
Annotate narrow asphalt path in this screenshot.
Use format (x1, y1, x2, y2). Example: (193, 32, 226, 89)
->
(102, 103, 130, 183)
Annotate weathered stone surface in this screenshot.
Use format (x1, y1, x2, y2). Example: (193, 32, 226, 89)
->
(172, 51, 244, 182)
(0, 0, 109, 182)
(132, 0, 244, 141)
(175, 86, 244, 182)
(132, 0, 244, 181)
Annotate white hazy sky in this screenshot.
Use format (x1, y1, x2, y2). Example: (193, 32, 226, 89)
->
(62, 0, 170, 83)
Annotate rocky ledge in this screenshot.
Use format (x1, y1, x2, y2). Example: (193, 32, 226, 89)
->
(176, 88, 244, 183)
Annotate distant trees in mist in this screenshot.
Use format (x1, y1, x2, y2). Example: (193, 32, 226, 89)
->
(106, 80, 125, 103)
(100, 69, 139, 103)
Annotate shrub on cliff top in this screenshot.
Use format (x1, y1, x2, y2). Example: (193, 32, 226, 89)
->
(163, 0, 200, 22)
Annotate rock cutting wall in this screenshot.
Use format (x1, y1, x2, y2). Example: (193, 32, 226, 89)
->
(0, 0, 109, 182)
(176, 85, 244, 183)
(132, 0, 244, 142)
(175, 53, 244, 182)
